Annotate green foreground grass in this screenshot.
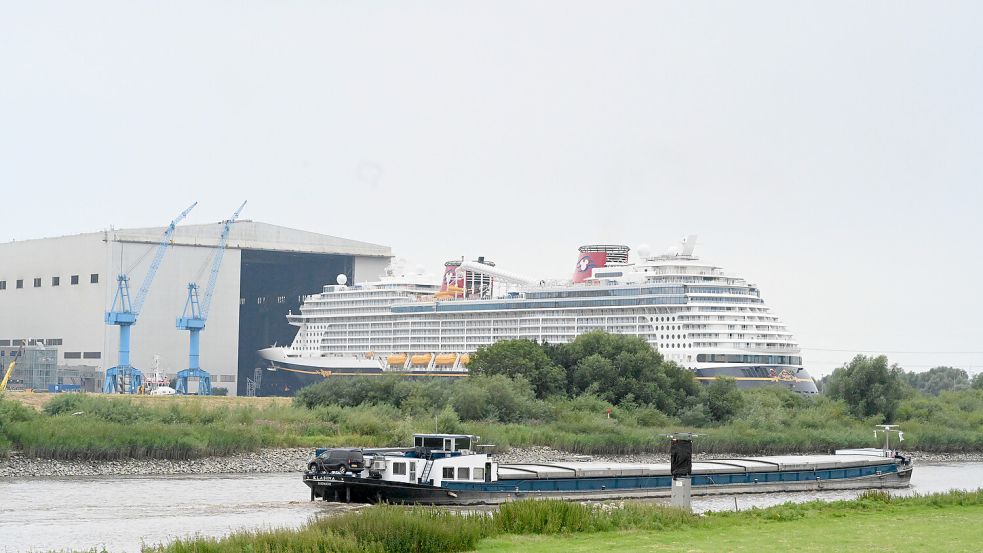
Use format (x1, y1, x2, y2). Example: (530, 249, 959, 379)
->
(144, 490, 983, 553)
(476, 506, 983, 553)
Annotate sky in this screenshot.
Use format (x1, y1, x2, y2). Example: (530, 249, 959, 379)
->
(2, 1, 981, 376)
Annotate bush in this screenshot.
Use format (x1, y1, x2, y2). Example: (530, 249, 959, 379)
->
(702, 377, 744, 422)
(451, 375, 548, 423)
(823, 355, 906, 421)
(469, 339, 567, 398)
(905, 366, 970, 396)
(435, 405, 463, 434)
(211, 387, 229, 396)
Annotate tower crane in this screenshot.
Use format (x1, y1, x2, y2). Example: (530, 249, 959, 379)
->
(175, 201, 246, 395)
(103, 202, 197, 394)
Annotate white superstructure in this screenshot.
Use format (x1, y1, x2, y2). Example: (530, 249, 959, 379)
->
(259, 237, 817, 393)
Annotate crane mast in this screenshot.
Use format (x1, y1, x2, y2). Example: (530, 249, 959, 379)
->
(103, 202, 197, 394)
(175, 201, 246, 395)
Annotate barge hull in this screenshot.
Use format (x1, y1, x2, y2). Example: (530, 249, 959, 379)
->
(306, 467, 912, 506)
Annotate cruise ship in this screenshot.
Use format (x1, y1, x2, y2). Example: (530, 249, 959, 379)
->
(259, 237, 818, 394)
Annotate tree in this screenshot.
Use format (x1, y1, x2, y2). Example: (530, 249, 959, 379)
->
(563, 331, 700, 414)
(905, 367, 970, 396)
(470, 332, 701, 413)
(702, 377, 744, 422)
(972, 373, 983, 390)
(823, 355, 906, 421)
(468, 339, 567, 398)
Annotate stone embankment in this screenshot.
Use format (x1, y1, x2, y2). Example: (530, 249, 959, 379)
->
(0, 448, 313, 478)
(2, 447, 981, 478)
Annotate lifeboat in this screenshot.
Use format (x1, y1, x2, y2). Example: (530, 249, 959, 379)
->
(434, 354, 457, 366)
(459, 354, 471, 366)
(387, 354, 407, 366)
(410, 353, 433, 367)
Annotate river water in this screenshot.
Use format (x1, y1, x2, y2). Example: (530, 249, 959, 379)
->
(2, 463, 982, 553)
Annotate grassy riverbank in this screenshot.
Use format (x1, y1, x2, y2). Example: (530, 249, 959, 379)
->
(3, 384, 983, 460)
(143, 490, 983, 553)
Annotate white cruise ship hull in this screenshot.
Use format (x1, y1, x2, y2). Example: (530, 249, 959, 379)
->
(258, 347, 468, 377)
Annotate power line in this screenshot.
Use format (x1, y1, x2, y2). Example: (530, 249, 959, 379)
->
(801, 348, 983, 355)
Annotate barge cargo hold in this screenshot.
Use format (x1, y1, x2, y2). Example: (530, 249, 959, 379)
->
(303, 434, 913, 505)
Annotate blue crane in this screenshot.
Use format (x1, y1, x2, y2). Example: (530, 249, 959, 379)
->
(175, 201, 246, 395)
(104, 202, 198, 394)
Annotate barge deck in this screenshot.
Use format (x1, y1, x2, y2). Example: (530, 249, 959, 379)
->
(303, 434, 913, 505)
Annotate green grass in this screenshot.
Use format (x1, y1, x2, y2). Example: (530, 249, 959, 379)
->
(477, 492, 983, 552)
(475, 507, 983, 553)
(5, 384, 983, 460)
(143, 491, 983, 553)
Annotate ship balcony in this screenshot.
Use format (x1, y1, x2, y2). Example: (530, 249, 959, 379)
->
(730, 343, 800, 352)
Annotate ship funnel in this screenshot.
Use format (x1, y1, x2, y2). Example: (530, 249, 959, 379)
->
(573, 245, 630, 283)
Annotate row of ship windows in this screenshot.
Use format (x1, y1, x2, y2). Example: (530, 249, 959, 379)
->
(315, 322, 648, 332)
(0, 274, 99, 290)
(295, 311, 783, 326)
(302, 295, 765, 314)
(524, 286, 684, 299)
(303, 317, 651, 330)
(394, 297, 689, 313)
(302, 304, 771, 320)
(310, 307, 676, 319)
(697, 354, 803, 365)
(317, 325, 645, 336)
(679, 315, 777, 322)
(686, 286, 759, 295)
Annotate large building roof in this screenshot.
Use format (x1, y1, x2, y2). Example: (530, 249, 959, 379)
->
(12, 221, 391, 258)
(116, 221, 391, 258)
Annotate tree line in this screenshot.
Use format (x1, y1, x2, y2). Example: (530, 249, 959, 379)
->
(295, 331, 981, 427)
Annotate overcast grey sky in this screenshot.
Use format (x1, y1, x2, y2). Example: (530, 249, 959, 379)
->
(2, 1, 981, 376)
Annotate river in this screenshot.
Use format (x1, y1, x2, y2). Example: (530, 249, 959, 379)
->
(2, 463, 982, 553)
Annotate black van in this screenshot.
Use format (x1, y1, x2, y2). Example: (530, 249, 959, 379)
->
(307, 448, 365, 474)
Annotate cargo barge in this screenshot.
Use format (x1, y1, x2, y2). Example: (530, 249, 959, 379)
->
(304, 433, 913, 505)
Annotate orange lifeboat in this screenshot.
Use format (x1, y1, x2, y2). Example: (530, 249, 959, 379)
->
(459, 354, 471, 366)
(410, 353, 433, 367)
(435, 354, 457, 366)
(387, 354, 407, 366)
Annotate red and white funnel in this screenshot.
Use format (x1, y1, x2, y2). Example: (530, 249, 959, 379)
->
(573, 245, 630, 283)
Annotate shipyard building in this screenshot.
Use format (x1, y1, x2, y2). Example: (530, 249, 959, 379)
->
(0, 222, 391, 396)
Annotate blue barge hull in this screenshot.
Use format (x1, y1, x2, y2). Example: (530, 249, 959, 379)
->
(305, 454, 913, 505)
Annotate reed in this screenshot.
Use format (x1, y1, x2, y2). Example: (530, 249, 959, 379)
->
(316, 504, 492, 553)
(5, 387, 983, 461)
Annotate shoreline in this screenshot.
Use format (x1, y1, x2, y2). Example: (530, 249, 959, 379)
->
(2, 446, 983, 479)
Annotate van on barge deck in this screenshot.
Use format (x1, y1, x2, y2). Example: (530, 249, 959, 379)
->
(303, 434, 913, 505)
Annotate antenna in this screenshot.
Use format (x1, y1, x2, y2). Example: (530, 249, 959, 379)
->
(874, 425, 904, 454)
